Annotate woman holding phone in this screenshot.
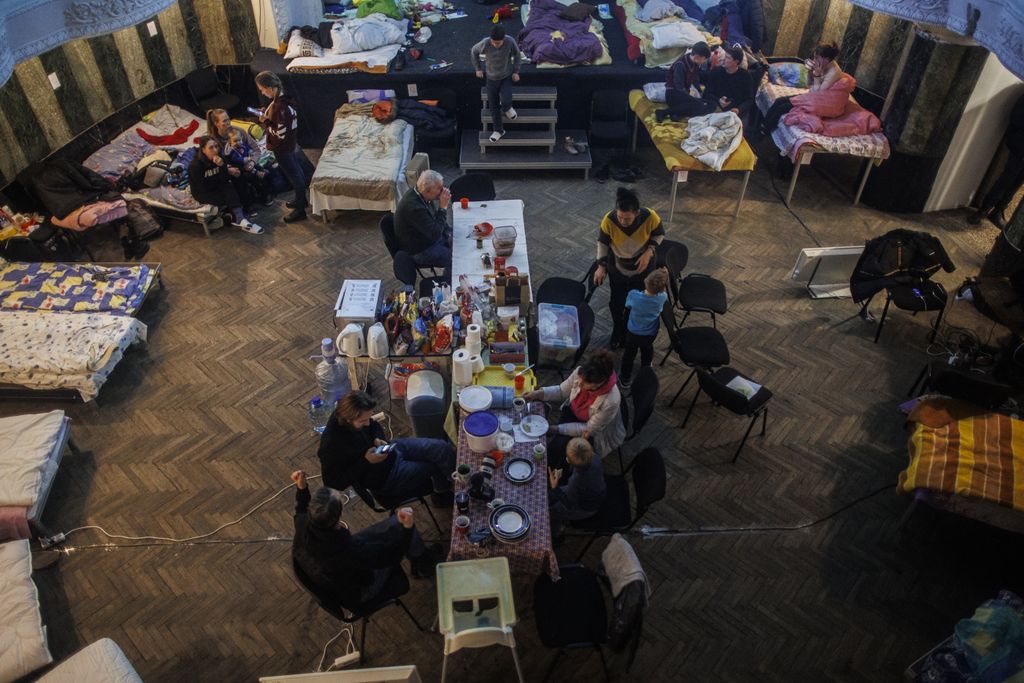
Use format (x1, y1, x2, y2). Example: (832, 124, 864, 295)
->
(758, 42, 843, 137)
(254, 70, 308, 222)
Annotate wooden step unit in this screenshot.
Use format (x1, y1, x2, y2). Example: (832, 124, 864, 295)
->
(479, 107, 558, 129)
(478, 129, 556, 153)
(480, 85, 558, 107)
(461, 130, 592, 178)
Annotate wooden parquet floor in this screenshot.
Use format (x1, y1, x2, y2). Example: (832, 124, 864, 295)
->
(4, 144, 1023, 682)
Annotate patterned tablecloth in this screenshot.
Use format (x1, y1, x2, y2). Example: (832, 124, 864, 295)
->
(448, 407, 560, 580)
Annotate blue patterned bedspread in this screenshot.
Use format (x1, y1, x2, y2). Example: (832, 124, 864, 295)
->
(0, 259, 152, 315)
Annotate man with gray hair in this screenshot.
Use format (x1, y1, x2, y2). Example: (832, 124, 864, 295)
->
(394, 169, 452, 274)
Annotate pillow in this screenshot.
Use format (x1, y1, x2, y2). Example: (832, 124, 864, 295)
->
(284, 30, 324, 59)
(347, 88, 396, 104)
(0, 540, 53, 682)
(769, 62, 809, 88)
(643, 82, 667, 102)
(560, 3, 594, 20)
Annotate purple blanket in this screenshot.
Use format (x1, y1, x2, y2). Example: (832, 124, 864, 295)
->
(518, 0, 602, 65)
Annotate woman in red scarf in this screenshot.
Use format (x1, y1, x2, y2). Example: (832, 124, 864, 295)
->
(523, 350, 626, 468)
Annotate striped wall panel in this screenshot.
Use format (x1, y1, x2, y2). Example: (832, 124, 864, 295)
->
(0, 0, 255, 186)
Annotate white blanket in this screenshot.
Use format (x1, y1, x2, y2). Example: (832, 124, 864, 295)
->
(650, 20, 705, 50)
(0, 411, 63, 507)
(601, 533, 650, 602)
(287, 43, 401, 72)
(330, 14, 406, 53)
(636, 0, 685, 21)
(681, 111, 743, 171)
(0, 540, 52, 683)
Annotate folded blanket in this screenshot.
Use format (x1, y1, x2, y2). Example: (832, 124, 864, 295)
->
(637, 0, 685, 21)
(330, 14, 406, 54)
(650, 20, 705, 50)
(681, 111, 743, 171)
(601, 533, 651, 602)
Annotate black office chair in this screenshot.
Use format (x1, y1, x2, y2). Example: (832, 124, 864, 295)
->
(874, 280, 947, 344)
(660, 306, 731, 402)
(677, 273, 728, 328)
(351, 482, 444, 536)
(589, 90, 631, 154)
(185, 68, 239, 114)
(907, 360, 1013, 409)
(449, 172, 496, 202)
(681, 367, 772, 463)
(534, 564, 610, 683)
(570, 447, 666, 560)
(617, 366, 659, 473)
(537, 276, 588, 307)
(380, 213, 441, 286)
(657, 239, 690, 305)
(292, 559, 424, 659)
(414, 87, 459, 152)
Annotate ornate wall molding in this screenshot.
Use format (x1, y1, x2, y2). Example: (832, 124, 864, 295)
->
(0, 0, 176, 86)
(851, 0, 1024, 81)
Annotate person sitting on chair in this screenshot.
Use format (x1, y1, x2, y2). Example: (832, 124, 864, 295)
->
(548, 438, 606, 535)
(291, 470, 439, 605)
(318, 391, 455, 506)
(523, 349, 625, 468)
(394, 169, 453, 274)
(656, 42, 713, 123)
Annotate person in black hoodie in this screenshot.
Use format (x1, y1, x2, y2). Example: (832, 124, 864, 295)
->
(291, 470, 438, 606)
(255, 70, 308, 223)
(188, 136, 264, 234)
(657, 42, 713, 122)
(702, 46, 753, 122)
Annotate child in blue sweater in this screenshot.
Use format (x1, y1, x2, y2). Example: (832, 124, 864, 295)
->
(620, 268, 669, 391)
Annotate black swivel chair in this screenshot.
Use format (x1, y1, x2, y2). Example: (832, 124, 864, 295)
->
(350, 482, 444, 536)
(589, 90, 631, 156)
(292, 559, 424, 659)
(533, 564, 610, 683)
(449, 172, 496, 202)
(681, 367, 772, 463)
(185, 68, 239, 114)
(617, 366, 659, 473)
(677, 273, 728, 328)
(570, 447, 666, 560)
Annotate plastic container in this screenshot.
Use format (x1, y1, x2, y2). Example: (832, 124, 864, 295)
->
(307, 397, 330, 435)
(315, 338, 351, 405)
(491, 225, 517, 256)
(406, 370, 445, 403)
(537, 303, 581, 366)
(464, 411, 499, 452)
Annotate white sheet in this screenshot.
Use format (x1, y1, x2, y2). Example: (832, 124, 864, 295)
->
(310, 122, 414, 214)
(0, 540, 52, 683)
(0, 411, 64, 507)
(650, 20, 705, 50)
(287, 43, 401, 72)
(36, 639, 142, 683)
(0, 312, 147, 401)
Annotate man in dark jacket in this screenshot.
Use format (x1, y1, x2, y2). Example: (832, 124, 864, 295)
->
(656, 42, 713, 122)
(969, 93, 1024, 229)
(318, 391, 454, 506)
(291, 470, 435, 607)
(702, 46, 753, 122)
(394, 169, 452, 274)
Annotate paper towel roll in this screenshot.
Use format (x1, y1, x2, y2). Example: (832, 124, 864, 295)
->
(453, 349, 474, 386)
(466, 324, 482, 345)
(466, 338, 482, 356)
(470, 354, 485, 374)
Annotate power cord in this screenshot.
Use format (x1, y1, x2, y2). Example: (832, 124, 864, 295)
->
(768, 170, 822, 247)
(317, 626, 356, 672)
(42, 475, 323, 549)
(638, 483, 891, 538)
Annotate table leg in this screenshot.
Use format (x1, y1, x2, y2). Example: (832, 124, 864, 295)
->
(348, 356, 360, 391)
(785, 153, 803, 207)
(854, 159, 873, 206)
(631, 115, 638, 154)
(734, 170, 750, 218)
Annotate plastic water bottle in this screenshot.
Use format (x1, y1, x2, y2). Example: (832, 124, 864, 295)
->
(307, 396, 327, 435)
(315, 337, 351, 408)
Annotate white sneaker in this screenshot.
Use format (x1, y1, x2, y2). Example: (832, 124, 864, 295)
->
(237, 218, 264, 234)
(506, 106, 518, 120)
(489, 130, 505, 143)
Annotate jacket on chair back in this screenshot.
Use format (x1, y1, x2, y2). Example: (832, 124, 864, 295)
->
(850, 229, 955, 303)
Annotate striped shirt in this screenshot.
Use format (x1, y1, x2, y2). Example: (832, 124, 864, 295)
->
(596, 208, 665, 276)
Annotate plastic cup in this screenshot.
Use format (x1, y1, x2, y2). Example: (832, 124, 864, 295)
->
(533, 443, 546, 462)
(490, 450, 505, 466)
(455, 515, 471, 534)
(460, 197, 469, 209)
(514, 375, 525, 394)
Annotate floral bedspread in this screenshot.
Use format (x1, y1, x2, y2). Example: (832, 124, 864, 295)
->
(0, 258, 153, 315)
(0, 312, 146, 401)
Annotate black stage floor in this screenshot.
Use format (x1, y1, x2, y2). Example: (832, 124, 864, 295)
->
(250, 0, 667, 147)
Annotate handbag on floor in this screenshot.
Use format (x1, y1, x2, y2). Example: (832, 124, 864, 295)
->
(126, 199, 164, 240)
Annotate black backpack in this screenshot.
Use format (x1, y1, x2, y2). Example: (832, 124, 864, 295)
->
(126, 199, 164, 240)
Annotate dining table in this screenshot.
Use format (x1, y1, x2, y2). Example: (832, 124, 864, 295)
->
(450, 199, 530, 292)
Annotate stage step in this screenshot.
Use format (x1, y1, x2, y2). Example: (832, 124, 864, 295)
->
(480, 107, 558, 128)
(461, 130, 591, 178)
(480, 86, 558, 106)
(478, 129, 556, 152)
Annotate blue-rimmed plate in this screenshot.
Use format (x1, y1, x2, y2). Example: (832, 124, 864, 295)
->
(489, 503, 531, 542)
(503, 457, 535, 484)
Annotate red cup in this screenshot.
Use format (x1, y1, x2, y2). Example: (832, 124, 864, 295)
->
(490, 450, 505, 466)
(455, 515, 470, 534)
(460, 197, 469, 210)
(514, 375, 525, 394)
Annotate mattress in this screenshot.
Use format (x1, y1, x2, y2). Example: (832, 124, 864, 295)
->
(521, 3, 613, 67)
(35, 639, 141, 683)
(756, 79, 890, 162)
(0, 258, 155, 315)
(310, 107, 413, 214)
(0, 411, 67, 541)
(0, 540, 52, 683)
(0, 312, 147, 401)
(287, 43, 400, 74)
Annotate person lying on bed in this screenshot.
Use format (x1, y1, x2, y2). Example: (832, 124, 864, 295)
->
(472, 25, 521, 143)
(188, 136, 265, 235)
(656, 42, 713, 123)
(394, 170, 452, 275)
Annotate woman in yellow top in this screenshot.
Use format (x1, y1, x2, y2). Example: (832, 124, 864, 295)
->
(592, 187, 666, 348)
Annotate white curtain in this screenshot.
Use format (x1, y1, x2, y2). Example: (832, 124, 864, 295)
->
(271, 0, 323, 43)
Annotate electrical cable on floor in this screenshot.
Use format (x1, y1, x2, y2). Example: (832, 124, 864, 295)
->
(638, 483, 891, 538)
(317, 626, 355, 672)
(769, 171, 822, 248)
(48, 475, 322, 548)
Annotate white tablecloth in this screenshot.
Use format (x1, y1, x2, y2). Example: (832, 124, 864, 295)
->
(450, 200, 529, 290)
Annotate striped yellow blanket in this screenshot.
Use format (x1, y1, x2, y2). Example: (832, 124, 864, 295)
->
(899, 411, 1024, 511)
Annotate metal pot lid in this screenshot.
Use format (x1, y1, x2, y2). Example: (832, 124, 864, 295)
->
(464, 411, 499, 437)
(503, 457, 535, 483)
(489, 503, 531, 539)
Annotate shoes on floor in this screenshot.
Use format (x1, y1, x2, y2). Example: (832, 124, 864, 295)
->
(237, 218, 265, 234)
(574, 140, 589, 153)
(262, 194, 275, 207)
(489, 129, 506, 143)
(611, 167, 637, 183)
(991, 210, 1008, 230)
(283, 209, 307, 223)
(121, 237, 150, 260)
(595, 163, 610, 184)
(245, 207, 259, 218)
(506, 106, 518, 120)
(564, 136, 579, 155)
(619, 375, 633, 396)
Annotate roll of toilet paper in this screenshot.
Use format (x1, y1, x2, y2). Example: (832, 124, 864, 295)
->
(466, 324, 482, 345)
(470, 354, 485, 374)
(466, 338, 482, 356)
(453, 349, 474, 386)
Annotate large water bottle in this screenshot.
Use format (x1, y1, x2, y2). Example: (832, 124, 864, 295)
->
(307, 396, 328, 435)
(315, 337, 351, 407)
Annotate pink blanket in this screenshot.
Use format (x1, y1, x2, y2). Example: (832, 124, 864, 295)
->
(783, 75, 882, 137)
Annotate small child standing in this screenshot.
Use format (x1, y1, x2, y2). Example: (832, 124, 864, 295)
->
(620, 268, 669, 391)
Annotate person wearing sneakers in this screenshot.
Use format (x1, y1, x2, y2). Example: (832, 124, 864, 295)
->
(188, 136, 264, 234)
(619, 267, 668, 393)
(471, 25, 520, 143)
(255, 70, 308, 223)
